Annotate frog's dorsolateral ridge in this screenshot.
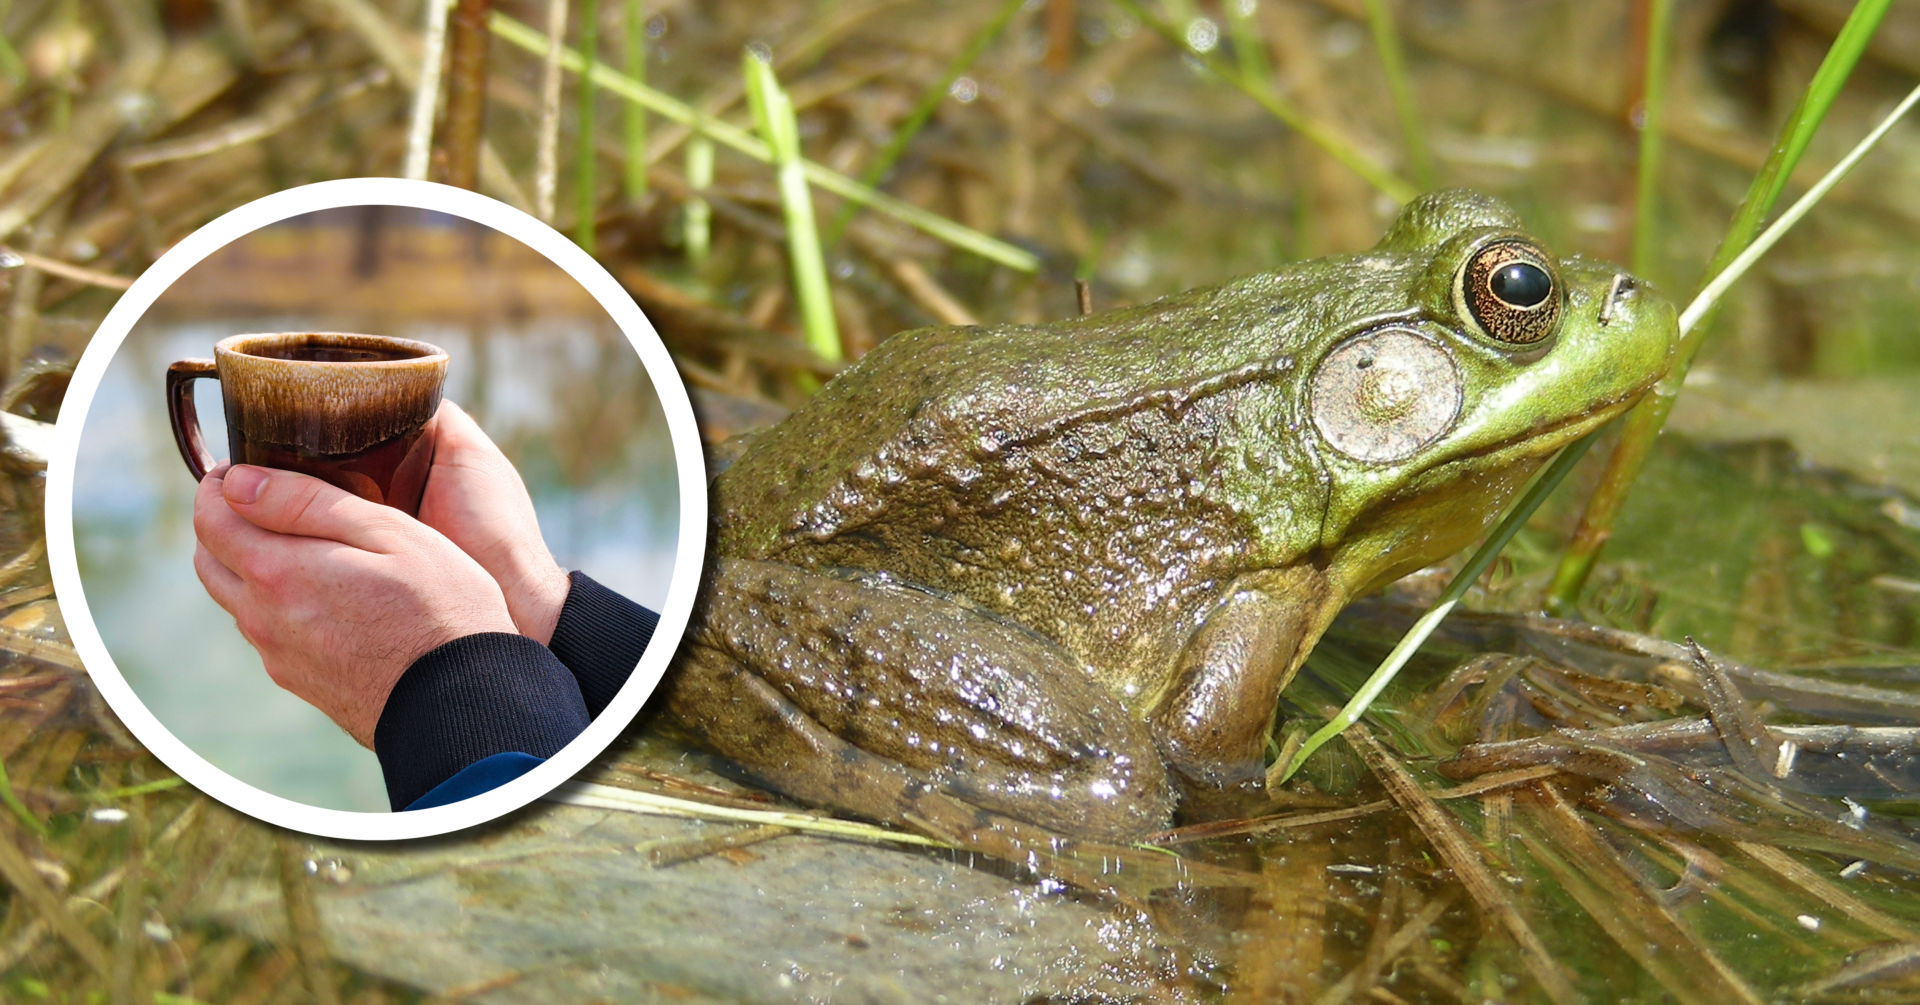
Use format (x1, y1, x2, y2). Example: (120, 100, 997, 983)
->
(666, 189, 1679, 845)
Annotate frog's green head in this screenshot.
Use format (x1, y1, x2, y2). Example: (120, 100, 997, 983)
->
(1306, 189, 1678, 595)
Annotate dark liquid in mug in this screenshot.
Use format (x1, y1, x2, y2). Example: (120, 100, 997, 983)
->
(244, 344, 425, 364)
(225, 423, 437, 515)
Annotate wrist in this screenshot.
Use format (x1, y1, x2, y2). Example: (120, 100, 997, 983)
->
(352, 602, 518, 748)
(506, 558, 571, 645)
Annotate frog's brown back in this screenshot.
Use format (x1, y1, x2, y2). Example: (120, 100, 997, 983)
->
(713, 263, 1397, 684)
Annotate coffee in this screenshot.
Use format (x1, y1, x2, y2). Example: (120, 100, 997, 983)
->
(248, 344, 424, 364)
(168, 333, 449, 514)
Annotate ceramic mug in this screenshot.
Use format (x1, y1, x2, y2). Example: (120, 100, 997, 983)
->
(166, 332, 448, 514)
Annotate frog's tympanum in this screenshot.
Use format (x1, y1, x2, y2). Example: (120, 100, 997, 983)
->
(667, 190, 1678, 843)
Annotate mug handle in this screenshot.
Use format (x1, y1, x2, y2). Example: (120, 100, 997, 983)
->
(166, 359, 218, 480)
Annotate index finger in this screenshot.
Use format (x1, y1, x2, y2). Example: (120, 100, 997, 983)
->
(219, 464, 410, 553)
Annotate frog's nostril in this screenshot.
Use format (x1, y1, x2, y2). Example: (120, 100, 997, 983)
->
(1598, 273, 1638, 326)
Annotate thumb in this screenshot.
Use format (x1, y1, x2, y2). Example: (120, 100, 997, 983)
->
(432, 399, 509, 467)
(222, 464, 405, 549)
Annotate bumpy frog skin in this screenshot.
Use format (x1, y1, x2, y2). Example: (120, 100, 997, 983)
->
(665, 190, 1678, 843)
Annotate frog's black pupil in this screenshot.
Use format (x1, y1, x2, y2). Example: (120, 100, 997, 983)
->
(1490, 262, 1551, 308)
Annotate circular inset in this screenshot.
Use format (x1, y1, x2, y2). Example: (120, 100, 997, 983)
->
(1309, 326, 1464, 463)
(46, 179, 708, 840)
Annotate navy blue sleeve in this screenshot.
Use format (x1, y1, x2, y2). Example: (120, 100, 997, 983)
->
(403, 752, 547, 810)
(545, 572, 658, 719)
(374, 633, 590, 811)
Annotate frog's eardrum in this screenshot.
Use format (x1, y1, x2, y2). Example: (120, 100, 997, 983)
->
(1308, 326, 1463, 463)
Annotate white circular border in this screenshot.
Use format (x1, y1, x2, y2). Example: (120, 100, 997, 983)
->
(47, 178, 709, 840)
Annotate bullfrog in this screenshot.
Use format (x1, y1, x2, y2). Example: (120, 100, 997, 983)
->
(665, 189, 1678, 844)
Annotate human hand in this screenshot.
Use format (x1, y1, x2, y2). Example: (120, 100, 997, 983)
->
(192, 463, 519, 748)
(416, 401, 570, 644)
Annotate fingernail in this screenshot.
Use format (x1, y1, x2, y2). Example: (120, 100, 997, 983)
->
(224, 465, 266, 505)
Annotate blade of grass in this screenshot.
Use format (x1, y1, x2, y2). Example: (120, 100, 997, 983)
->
(439, 0, 494, 191)
(622, 0, 647, 201)
(744, 48, 840, 365)
(1282, 77, 1920, 781)
(402, 0, 453, 179)
(319, 0, 528, 205)
(574, 0, 599, 251)
(1361, 0, 1433, 190)
(490, 12, 1040, 272)
(1547, 0, 1891, 611)
(1678, 83, 1919, 335)
(1222, 0, 1271, 87)
(1277, 433, 1596, 781)
(823, 0, 1022, 248)
(0, 10, 23, 87)
(0, 759, 46, 838)
(1109, 0, 1417, 204)
(683, 125, 712, 275)
(533, 0, 570, 222)
(1629, 0, 1674, 275)
(0, 831, 112, 978)
(91, 777, 186, 801)
(1348, 726, 1582, 1005)
(548, 781, 948, 848)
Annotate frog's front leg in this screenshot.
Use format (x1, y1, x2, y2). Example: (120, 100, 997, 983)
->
(1151, 567, 1342, 788)
(668, 558, 1178, 841)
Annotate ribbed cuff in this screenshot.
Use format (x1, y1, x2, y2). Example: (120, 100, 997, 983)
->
(374, 633, 590, 811)
(547, 572, 659, 719)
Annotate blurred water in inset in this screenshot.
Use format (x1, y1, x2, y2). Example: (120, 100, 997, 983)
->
(70, 208, 680, 812)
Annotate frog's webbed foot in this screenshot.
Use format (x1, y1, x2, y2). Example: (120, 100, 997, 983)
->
(668, 644, 1182, 911)
(666, 558, 1177, 844)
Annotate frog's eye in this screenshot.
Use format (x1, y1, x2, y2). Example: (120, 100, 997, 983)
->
(1458, 238, 1563, 346)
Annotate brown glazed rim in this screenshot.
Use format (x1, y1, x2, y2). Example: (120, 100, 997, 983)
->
(214, 332, 449, 366)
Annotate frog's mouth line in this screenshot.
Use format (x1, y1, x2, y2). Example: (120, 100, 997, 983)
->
(1434, 377, 1659, 473)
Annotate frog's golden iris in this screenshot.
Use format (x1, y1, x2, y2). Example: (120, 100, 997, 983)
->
(1460, 237, 1563, 345)
(666, 189, 1680, 845)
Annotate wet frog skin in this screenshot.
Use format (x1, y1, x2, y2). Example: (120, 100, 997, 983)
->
(666, 189, 1679, 843)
